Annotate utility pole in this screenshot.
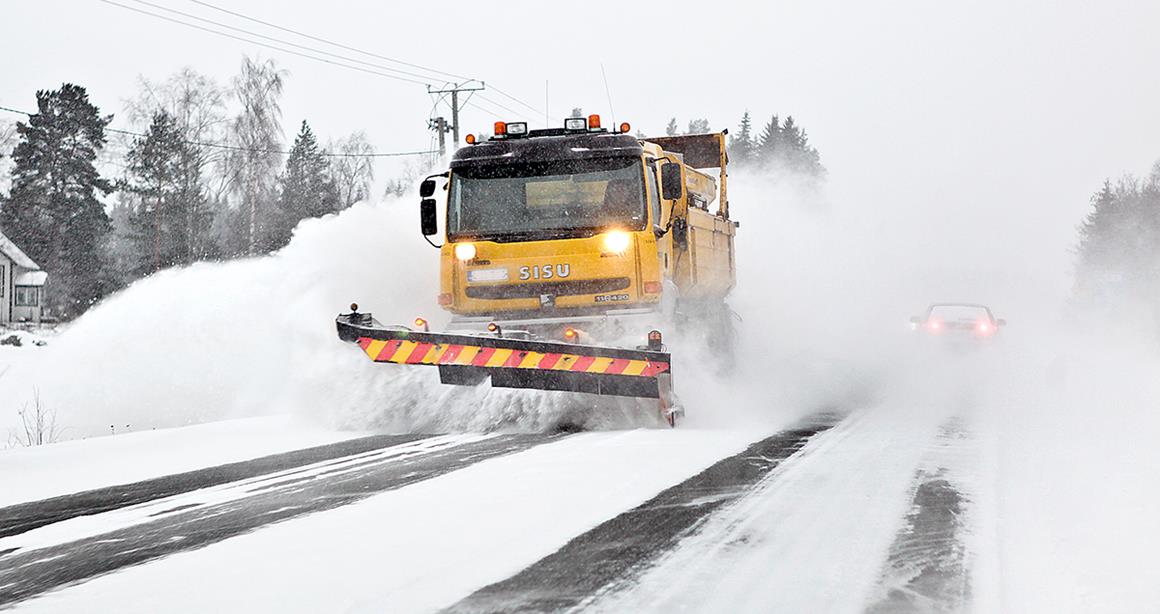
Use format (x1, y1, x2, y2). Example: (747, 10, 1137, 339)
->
(427, 82, 485, 146)
(428, 116, 451, 156)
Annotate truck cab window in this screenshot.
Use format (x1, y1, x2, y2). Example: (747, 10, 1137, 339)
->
(448, 157, 647, 242)
(646, 165, 661, 225)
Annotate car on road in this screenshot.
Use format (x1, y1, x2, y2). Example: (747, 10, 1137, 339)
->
(910, 303, 1006, 340)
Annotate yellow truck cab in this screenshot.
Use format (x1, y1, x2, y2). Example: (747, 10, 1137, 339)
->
(419, 116, 737, 346)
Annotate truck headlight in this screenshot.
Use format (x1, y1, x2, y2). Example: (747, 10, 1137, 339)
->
(602, 231, 631, 255)
(454, 243, 477, 261)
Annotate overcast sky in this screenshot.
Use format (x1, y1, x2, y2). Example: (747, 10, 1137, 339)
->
(3, 0, 1159, 302)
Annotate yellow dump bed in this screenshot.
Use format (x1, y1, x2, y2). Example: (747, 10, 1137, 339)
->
(642, 133, 737, 304)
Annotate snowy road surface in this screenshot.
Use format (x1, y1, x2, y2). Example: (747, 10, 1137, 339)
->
(3, 385, 1151, 613)
(0, 433, 557, 603)
(0, 409, 986, 613)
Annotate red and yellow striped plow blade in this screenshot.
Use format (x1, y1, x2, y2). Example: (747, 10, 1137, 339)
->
(356, 337, 670, 378)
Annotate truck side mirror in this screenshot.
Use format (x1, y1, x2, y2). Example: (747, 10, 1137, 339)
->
(671, 217, 688, 249)
(420, 199, 438, 236)
(419, 178, 437, 198)
(661, 162, 684, 201)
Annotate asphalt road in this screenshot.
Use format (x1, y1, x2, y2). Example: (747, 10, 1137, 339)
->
(0, 413, 978, 613)
(446, 415, 839, 614)
(0, 433, 560, 606)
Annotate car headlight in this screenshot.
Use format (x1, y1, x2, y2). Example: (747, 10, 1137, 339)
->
(454, 243, 477, 261)
(602, 231, 631, 254)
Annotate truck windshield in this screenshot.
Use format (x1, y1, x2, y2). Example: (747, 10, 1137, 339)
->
(448, 157, 646, 242)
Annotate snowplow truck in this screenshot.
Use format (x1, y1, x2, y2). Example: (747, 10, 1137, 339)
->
(336, 115, 737, 425)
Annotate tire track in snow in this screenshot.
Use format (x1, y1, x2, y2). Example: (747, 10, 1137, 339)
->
(444, 414, 840, 614)
(0, 433, 429, 539)
(865, 419, 978, 613)
(581, 406, 948, 613)
(0, 433, 563, 606)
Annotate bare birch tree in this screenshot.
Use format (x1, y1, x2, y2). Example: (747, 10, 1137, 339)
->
(223, 56, 285, 255)
(125, 68, 228, 262)
(327, 132, 375, 210)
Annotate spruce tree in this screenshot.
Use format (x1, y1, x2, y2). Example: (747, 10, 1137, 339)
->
(728, 112, 756, 166)
(756, 114, 782, 167)
(268, 121, 337, 250)
(665, 118, 679, 137)
(122, 111, 211, 275)
(0, 84, 113, 317)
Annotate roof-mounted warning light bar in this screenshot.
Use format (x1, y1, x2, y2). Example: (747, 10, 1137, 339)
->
(464, 116, 632, 144)
(490, 121, 529, 140)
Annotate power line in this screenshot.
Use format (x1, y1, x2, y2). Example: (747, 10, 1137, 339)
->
(475, 94, 527, 120)
(121, 0, 444, 85)
(188, 0, 474, 83)
(465, 100, 504, 120)
(0, 105, 436, 158)
(488, 85, 545, 117)
(104, 0, 550, 125)
(96, 0, 432, 86)
(186, 0, 546, 117)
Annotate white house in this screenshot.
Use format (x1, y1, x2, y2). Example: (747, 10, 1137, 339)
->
(0, 229, 47, 325)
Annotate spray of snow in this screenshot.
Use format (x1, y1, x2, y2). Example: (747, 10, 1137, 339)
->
(0, 194, 684, 438)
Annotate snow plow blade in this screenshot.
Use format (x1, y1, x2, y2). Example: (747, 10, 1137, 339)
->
(336, 311, 674, 404)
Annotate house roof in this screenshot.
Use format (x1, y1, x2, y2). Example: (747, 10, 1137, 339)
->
(0, 229, 40, 270)
(14, 270, 47, 286)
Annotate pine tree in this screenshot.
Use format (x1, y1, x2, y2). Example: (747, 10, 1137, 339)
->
(728, 112, 756, 166)
(124, 67, 225, 262)
(1076, 180, 1120, 276)
(268, 121, 337, 250)
(1075, 176, 1160, 305)
(121, 111, 212, 275)
(756, 114, 782, 166)
(0, 84, 113, 317)
(665, 118, 679, 137)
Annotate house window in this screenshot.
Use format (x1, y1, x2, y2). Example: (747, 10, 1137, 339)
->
(14, 286, 38, 307)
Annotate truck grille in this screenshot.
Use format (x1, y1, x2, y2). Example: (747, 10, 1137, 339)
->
(465, 277, 631, 300)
